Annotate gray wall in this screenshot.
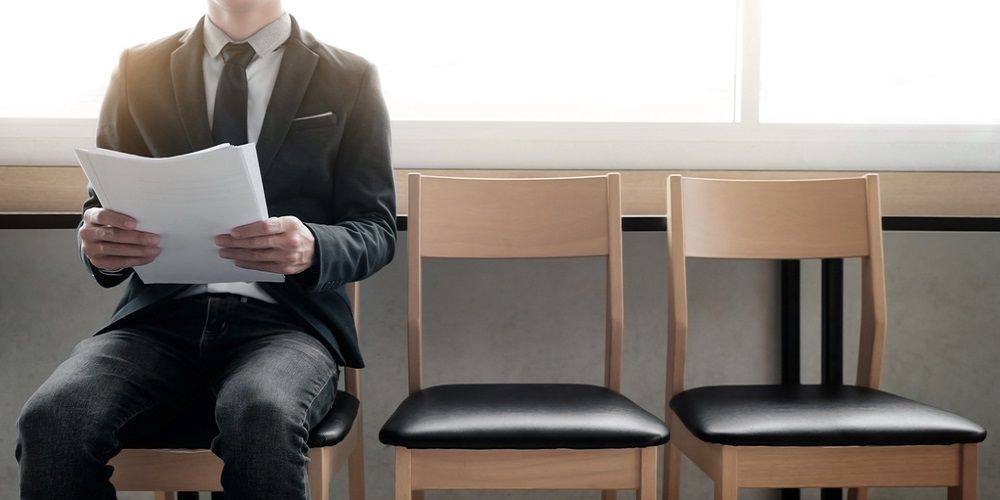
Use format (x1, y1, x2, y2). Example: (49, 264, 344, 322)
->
(1, 229, 997, 500)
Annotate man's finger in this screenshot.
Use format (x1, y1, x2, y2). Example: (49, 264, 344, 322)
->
(215, 234, 278, 249)
(218, 248, 283, 262)
(91, 256, 157, 270)
(87, 242, 161, 258)
(82, 226, 160, 245)
(230, 217, 285, 239)
(234, 260, 297, 275)
(85, 208, 137, 230)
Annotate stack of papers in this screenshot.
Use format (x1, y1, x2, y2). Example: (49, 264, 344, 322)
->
(74, 144, 284, 284)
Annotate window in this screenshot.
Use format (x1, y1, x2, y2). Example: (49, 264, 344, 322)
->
(307, 0, 739, 122)
(1, 0, 998, 169)
(0, 2, 203, 118)
(760, 0, 1000, 124)
(0, 0, 738, 123)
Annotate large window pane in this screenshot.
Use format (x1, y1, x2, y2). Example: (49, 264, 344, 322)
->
(0, 0, 738, 122)
(291, 0, 738, 122)
(760, 0, 1000, 124)
(0, 2, 204, 118)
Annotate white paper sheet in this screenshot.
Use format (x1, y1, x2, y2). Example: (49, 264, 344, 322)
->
(74, 144, 285, 284)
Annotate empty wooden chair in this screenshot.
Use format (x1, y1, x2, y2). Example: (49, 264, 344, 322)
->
(664, 174, 986, 500)
(380, 173, 668, 500)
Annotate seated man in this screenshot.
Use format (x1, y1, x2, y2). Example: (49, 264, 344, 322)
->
(15, 1, 395, 498)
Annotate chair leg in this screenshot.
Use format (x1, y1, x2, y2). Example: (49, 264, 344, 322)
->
(638, 447, 657, 500)
(714, 447, 737, 500)
(308, 448, 331, 500)
(395, 448, 413, 500)
(948, 443, 978, 500)
(949, 486, 975, 500)
(664, 443, 681, 500)
(847, 487, 868, 500)
(154, 493, 177, 500)
(602, 491, 616, 500)
(348, 426, 366, 500)
(714, 481, 736, 500)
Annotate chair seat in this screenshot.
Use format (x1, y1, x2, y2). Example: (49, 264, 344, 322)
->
(118, 390, 359, 449)
(670, 384, 986, 447)
(378, 383, 669, 449)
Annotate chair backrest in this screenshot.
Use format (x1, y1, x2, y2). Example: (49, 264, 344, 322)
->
(666, 174, 887, 398)
(406, 173, 624, 393)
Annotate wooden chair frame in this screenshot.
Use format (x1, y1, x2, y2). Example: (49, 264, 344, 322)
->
(109, 283, 366, 500)
(663, 174, 977, 500)
(396, 173, 656, 500)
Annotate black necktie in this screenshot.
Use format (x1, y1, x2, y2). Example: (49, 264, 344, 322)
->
(212, 42, 257, 146)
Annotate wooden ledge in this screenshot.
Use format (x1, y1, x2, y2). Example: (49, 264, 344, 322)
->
(3, 166, 1000, 217)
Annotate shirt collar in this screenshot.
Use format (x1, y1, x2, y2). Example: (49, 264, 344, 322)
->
(202, 12, 291, 59)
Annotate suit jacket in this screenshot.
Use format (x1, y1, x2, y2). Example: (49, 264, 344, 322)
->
(82, 16, 397, 368)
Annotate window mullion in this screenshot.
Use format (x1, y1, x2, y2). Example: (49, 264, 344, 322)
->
(736, 0, 763, 125)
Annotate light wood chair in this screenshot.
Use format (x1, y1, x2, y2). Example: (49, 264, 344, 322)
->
(663, 174, 986, 500)
(108, 283, 366, 500)
(379, 173, 668, 500)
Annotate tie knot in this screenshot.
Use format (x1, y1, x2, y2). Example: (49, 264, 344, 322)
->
(221, 43, 256, 68)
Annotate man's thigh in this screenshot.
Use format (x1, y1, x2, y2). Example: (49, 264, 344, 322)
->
(201, 304, 339, 500)
(205, 306, 340, 433)
(19, 327, 202, 444)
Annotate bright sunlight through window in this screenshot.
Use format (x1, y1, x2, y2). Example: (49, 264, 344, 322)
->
(0, 0, 737, 122)
(760, 0, 1000, 124)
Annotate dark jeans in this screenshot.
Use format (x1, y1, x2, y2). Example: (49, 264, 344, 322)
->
(16, 294, 339, 500)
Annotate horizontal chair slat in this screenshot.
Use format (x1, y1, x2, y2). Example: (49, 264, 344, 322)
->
(737, 444, 963, 488)
(409, 448, 647, 490)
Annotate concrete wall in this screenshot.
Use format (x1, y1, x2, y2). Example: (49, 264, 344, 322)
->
(1, 229, 997, 500)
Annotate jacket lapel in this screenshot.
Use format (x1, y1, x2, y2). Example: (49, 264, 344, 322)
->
(170, 18, 214, 152)
(256, 18, 318, 177)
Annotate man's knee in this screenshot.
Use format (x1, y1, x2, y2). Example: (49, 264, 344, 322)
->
(16, 383, 124, 499)
(17, 391, 93, 467)
(217, 387, 303, 436)
(18, 384, 102, 447)
(16, 394, 53, 446)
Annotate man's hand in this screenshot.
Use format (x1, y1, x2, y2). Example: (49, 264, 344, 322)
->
(79, 208, 161, 271)
(216, 216, 316, 275)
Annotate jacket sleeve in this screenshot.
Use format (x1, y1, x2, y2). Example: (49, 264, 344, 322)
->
(291, 63, 397, 292)
(80, 49, 151, 288)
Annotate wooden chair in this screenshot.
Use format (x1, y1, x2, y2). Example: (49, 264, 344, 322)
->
(379, 173, 668, 500)
(108, 283, 366, 500)
(663, 174, 986, 500)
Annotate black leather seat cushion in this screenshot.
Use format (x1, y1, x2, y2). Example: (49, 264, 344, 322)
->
(379, 383, 669, 449)
(118, 390, 359, 449)
(670, 384, 986, 446)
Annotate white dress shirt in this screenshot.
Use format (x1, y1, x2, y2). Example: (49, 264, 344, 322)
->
(175, 13, 292, 303)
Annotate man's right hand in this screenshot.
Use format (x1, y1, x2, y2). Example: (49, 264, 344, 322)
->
(79, 208, 161, 271)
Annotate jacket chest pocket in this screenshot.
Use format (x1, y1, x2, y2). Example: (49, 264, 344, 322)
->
(288, 111, 338, 131)
(277, 112, 343, 175)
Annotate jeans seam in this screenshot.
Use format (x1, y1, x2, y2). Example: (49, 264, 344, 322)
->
(298, 368, 339, 448)
(198, 297, 214, 356)
(302, 370, 338, 425)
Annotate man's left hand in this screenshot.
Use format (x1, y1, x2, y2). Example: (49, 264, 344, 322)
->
(216, 216, 316, 275)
